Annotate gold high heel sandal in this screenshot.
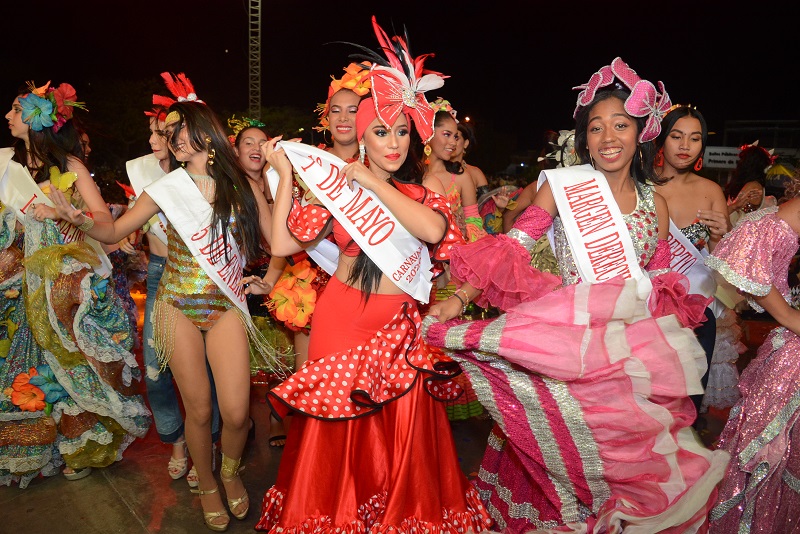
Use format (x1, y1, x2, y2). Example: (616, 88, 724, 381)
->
(191, 486, 230, 532)
(220, 454, 249, 520)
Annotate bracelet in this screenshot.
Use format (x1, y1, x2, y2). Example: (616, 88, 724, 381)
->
(77, 212, 95, 232)
(452, 291, 468, 314)
(456, 288, 471, 304)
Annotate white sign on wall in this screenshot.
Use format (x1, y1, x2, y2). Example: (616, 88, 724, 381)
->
(703, 146, 740, 169)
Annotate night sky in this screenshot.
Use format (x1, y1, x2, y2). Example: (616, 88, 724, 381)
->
(2, 0, 797, 171)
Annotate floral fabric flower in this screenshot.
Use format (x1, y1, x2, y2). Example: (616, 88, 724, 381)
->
(267, 259, 322, 332)
(19, 80, 86, 133)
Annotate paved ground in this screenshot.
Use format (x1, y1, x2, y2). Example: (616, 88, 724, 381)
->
(0, 290, 776, 533)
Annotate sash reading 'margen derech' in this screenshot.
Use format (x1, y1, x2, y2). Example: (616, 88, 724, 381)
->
(0, 147, 112, 277)
(144, 168, 249, 316)
(278, 142, 433, 303)
(539, 164, 651, 299)
(126, 153, 168, 246)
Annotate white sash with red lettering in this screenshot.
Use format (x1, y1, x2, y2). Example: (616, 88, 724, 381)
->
(126, 154, 168, 246)
(276, 142, 433, 303)
(668, 220, 732, 318)
(144, 168, 249, 316)
(539, 165, 651, 299)
(0, 147, 112, 277)
(667, 219, 716, 298)
(265, 166, 339, 276)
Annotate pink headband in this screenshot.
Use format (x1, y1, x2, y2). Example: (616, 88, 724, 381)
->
(573, 57, 671, 143)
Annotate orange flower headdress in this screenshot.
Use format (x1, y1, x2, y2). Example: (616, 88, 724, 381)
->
(313, 62, 373, 133)
(346, 16, 447, 144)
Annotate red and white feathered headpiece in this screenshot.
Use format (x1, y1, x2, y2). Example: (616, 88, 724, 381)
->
(145, 72, 204, 123)
(350, 16, 447, 144)
(573, 57, 671, 143)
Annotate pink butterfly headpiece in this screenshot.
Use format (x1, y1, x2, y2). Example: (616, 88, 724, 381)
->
(355, 16, 447, 144)
(573, 57, 671, 143)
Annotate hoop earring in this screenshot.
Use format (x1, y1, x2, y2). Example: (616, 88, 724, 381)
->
(323, 129, 332, 146)
(359, 142, 366, 163)
(654, 148, 664, 167)
(638, 146, 643, 163)
(694, 157, 703, 171)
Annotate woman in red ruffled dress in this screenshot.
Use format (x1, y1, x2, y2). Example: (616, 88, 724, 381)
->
(249, 17, 493, 533)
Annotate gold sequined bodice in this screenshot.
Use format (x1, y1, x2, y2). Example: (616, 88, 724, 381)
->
(154, 175, 241, 330)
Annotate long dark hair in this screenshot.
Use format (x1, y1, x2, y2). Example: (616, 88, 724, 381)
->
(346, 117, 427, 301)
(166, 101, 264, 263)
(654, 105, 708, 177)
(12, 88, 86, 182)
(433, 110, 463, 175)
(574, 88, 663, 186)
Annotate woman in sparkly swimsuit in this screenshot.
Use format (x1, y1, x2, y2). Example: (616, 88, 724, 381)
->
(52, 81, 285, 531)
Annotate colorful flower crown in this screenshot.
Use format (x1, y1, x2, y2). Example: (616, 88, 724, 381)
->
(314, 62, 373, 132)
(19, 81, 87, 133)
(227, 114, 267, 145)
(573, 57, 671, 143)
(429, 97, 457, 120)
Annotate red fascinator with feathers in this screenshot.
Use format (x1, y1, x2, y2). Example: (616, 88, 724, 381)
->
(345, 16, 447, 144)
(145, 72, 204, 123)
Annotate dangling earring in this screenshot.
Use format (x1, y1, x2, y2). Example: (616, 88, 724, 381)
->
(654, 148, 664, 167)
(359, 142, 366, 164)
(423, 144, 432, 165)
(205, 135, 216, 166)
(588, 149, 595, 169)
(694, 157, 703, 171)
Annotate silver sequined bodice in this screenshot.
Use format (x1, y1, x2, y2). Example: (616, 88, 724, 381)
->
(552, 183, 659, 286)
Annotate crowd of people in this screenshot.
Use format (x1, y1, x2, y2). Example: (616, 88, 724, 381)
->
(1, 14, 798, 534)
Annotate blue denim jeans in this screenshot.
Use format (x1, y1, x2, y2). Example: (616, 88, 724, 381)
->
(143, 253, 221, 443)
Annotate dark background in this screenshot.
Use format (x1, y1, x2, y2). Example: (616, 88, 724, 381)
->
(1, 0, 797, 180)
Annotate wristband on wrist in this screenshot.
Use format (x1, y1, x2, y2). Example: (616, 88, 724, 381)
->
(456, 288, 471, 304)
(77, 212, 95, 232)
(452, 291, 468, 314)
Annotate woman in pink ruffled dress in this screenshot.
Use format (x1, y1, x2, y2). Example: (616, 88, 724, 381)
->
(706, 186, 800, 533)
(424, 58, 730, 533)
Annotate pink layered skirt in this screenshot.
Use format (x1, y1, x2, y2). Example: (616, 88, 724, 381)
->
(424, 276, 729, 533)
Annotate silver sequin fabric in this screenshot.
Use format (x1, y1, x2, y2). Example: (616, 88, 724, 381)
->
(552, 182, 658, 285)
